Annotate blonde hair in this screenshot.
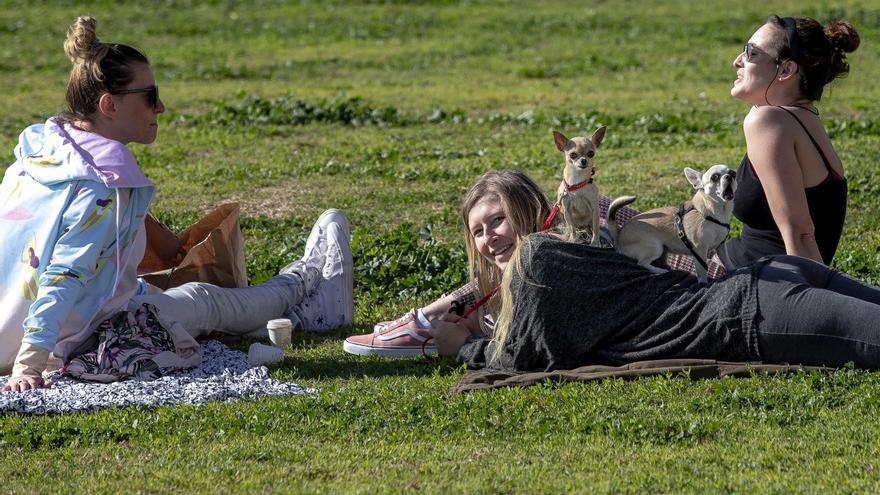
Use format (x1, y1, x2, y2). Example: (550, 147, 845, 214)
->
(461, 170, 551, 327)
(60, 16, 149, 124)
(491, 237, 540, 364)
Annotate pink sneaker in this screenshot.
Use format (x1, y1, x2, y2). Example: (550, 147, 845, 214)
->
(371, 307, 424, 332)
(343, 310, 437, 357)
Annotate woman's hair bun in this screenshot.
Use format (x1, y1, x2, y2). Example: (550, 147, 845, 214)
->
(825, 19, 860, 54)
(60, 15, 149, 123)
(63, 16, 101, 63)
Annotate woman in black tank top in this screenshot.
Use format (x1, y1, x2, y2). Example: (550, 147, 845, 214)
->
(717, 15, 859, 270)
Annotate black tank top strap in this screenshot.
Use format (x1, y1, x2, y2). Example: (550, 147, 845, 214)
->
(775, 106, 841, 180)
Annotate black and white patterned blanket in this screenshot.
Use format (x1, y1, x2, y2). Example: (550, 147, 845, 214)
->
(0, 340, 313, 414)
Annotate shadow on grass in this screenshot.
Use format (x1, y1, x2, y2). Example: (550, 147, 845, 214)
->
(291, 328, 463, 380)
(281, 354, 455, 381)
(211, 327, 465, 381)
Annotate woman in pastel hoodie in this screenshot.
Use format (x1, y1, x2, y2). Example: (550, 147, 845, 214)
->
(1, 16, 354, 391)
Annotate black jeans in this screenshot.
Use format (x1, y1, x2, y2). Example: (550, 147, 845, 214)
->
(756, 256, 880, 368)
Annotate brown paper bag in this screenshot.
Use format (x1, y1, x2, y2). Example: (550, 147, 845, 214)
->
(138, 203, 248, 290)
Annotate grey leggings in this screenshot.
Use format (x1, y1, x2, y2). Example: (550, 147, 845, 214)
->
(756, 256, 880, 368)
(130, 274, 305, 338)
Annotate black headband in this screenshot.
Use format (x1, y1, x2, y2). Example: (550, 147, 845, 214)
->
(780, 16, 805, 64)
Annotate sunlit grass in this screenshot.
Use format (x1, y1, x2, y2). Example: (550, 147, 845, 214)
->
(2, 0, 880, 492)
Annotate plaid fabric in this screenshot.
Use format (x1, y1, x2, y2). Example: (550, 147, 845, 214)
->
(598, 195, 727, 279)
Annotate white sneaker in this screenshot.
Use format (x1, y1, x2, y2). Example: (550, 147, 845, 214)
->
(280, 209, 344, 293)
(280, 260, 322, 295)
(305, 209, 342, 260)
(294, 210, 354, 331)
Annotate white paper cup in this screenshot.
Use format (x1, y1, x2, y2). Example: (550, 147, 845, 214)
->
(248, 343, 284, 366)
(267, 318, 293, 347)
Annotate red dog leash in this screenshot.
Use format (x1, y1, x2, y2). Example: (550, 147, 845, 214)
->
(423, 284, 503, 358)
(452, 284, 502, 324)
(541, 174, 594, 231)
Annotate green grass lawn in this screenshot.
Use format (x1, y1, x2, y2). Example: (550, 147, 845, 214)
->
(2, 0, 880, 492)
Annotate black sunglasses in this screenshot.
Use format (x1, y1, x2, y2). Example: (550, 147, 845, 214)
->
(743, 16, 803, 66)
(110, 85, 159, 109)
(742, 42, 776, 64)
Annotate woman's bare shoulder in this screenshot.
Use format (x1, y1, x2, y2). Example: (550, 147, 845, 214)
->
(743, 106, 795, 139)
(743, 106, 791, 128)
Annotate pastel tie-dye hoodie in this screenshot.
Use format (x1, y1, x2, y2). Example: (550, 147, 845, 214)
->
(0, 118, 155, 372)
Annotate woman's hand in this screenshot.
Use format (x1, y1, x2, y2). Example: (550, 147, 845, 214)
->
(2, 375, 50, 392)
(431, 321, 473, 356)
(439, 309, 483, 334)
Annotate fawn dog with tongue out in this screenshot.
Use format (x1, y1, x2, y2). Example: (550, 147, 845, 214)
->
(606, 164, 737, 283)
(551, 126, 606, 245)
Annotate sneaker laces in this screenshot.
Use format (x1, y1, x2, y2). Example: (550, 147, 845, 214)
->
(379, 309, 418, 333)
(322, 239, 345, 279)
(281, 238, 327, 295)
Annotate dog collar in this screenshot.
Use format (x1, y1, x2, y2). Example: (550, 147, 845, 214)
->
(562, 176, 593, 191)
(563, 166, 596, 191)
(541, 175, 596, 231)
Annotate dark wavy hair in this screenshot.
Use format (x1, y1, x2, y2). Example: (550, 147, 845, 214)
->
(766, 15, 860, 101)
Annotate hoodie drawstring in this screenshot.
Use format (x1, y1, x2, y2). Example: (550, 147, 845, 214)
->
(109, 188, 122, 301)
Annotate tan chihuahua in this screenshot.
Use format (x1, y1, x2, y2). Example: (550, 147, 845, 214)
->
(552, 126, 606, 245)
(606, 164, 736, 282)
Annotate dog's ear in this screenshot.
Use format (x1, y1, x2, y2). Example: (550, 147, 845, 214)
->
(553, 131, 570, 152)
(591, 126, 607, 148)
(684, 167, 703, 189)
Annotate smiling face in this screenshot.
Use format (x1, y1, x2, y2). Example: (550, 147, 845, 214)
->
(468, 195, 517, 270)
(731, 23, 783, 104)
(110, 62, 165, 144)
